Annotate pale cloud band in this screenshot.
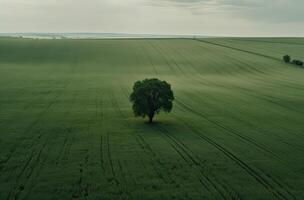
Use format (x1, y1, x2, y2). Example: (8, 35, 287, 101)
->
(0, 0, 303, 36)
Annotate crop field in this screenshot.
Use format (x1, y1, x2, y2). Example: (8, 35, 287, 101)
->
(0, 37, 304, 200)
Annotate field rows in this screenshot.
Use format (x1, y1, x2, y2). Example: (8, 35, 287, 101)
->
(0, 38, 303, 199)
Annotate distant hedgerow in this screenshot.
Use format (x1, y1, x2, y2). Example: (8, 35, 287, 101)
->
(292, 60, 303, 66)
(283, 55, 303, 67)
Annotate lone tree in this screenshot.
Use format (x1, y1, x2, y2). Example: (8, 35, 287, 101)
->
(130, 78, 174, 123)
(283, 55, 291, 63)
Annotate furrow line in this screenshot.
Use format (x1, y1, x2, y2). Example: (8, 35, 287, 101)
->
(176, 101, 296, 200)
(194, 39, 281, 62)
(175, 99, 283, 161)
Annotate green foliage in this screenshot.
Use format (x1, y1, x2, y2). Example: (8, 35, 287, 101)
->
(130, 78, 174, 123)
(283, 55, 291, 63)
(282, 55, 303, 67)
(292, 59, 303, 66)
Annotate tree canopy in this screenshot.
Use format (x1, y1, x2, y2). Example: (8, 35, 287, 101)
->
(130, 78, 174, 123)
(283, 55, 291, 63)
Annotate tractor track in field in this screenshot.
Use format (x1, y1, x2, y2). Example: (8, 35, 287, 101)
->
(5, 81, 73, 200)
(143, 40, 299, 197)
(256, 94, 304, 115)
(135, 134, 174, 184)
(162, 41, 231, 89)
(202, 45, 304, 91)
(121, 87, 241, 199)
(147, 40, 176, 74)
(5, 90, 60, 177)
(225, 38, 304, 46)
(194, 39, 304, 76)
(163, 41, 202, 77)
(100, 134, 105, 171)
(167, 40, 283, 92)
(106, 132, 117, 183)
(163, 45, 303, 185)
(190, 76, 304, 141)
(56, 91, 92, 200)
(176, 94, 296, 162)
(72, 150, 90, 200)
(193, 73, 304, 117)
(55, 92, 79, 166)
(120, 86, 220, 197)
(4, 78, 76, 200)
(232, 97, 304, 150)
(170, 42, 231, 77)
(0, 88, 52, 169)
(57, 127, 76, 168)
(72, 113, 91, 200)
(175, 99, 296, 200)
(154, 124, 241, 200)
(110, 91, 162, 199)
(0, 79, 79, 130)
(211, 97, 304, 152)
(105, 131, 132, 199)
(22, 131, 56, 200)
(168, 42, 304, 98)
(180, 89, 304, 154)
(153, 40, 181, 74)
(120, 86, 239, 199)
(22, 124, 78, 199)
(120, 87, 190, 187)
(6, 129, 51, 200)
(221, 48, 285, 76)
(134, 43, 143, 68)
(193, 39, 282, 62)
(165, 40, 237, 80)
(117, 160, 134, 198)
(191, 70, 304, 118)
(169, 45, 304, 142)
(155, 125, 226, 199)
(106, 92, 134, 199)
(0, 82, 70, 173)
(221, 86, 304, 136)
(54, 127, 75, 166)
(175, 99, 283, 162)
(154, 41, 186, 75)
(184, 121, 296, 200)
(0, 79, 53, 128)
(94, 89, 105, 171)
(200, 44, 269, 76)
(121, 85, 236, 197)
(141, 41, 158, 75)
(52, 127, 76, 200)
(98, 90, 129, 198)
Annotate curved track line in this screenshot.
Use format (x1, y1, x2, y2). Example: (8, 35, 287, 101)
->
(175, 99, 283, 161)
(175, 100, 296, 200)
(120, 86, 232, 198)
(193, 39, 281, 62)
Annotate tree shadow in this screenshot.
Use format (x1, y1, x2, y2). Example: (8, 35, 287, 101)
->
(127, 117, 180, 134)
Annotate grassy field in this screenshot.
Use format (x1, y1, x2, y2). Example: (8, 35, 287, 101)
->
(0, 37, 304, 200)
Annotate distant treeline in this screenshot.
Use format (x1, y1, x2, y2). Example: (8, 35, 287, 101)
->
(283, 55, 303, 67)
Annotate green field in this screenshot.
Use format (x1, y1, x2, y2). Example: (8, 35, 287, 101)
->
(0, 37, 304, 200)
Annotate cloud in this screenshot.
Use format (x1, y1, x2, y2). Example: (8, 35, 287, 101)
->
(0, 0, 303, 36)
(146, 0, 304, 23)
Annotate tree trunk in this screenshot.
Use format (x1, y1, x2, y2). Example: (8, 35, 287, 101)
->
(148, 112, 154, 123)
(149, 116, 153, 123)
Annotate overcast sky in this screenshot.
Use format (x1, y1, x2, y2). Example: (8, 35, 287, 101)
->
(0, 0, 303, 36)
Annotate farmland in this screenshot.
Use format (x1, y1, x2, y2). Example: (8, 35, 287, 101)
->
(0, 37, 304, 199)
